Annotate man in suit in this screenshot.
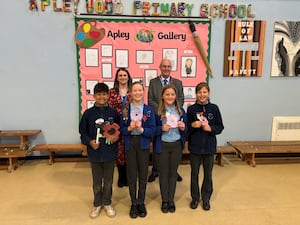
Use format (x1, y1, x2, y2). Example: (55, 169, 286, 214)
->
(148, 58, 185, 182)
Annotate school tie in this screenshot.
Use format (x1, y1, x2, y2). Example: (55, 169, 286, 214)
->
(163, 79, 168, 86)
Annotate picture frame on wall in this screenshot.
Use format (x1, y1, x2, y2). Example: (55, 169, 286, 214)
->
(86, 80, 98, 95)
(183, 86, 196, 99)
(136, 50, 154, 64)
(144, 69, 157, 87)
(181, 56, 196, 77)
(116, 49, 128, 68)
(162, 48, 178, 71)
(271, 21, 300, 77)
(101, 44, 113, 57)
(85, 48, 99, 67)
(101, 63, 112, 78)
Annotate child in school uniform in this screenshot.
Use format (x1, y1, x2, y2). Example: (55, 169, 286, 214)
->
(187, 82, 224, 211)
(120, 81, 156, 219)
(153, 85, 187, 213)
(79, 83, 120, 219)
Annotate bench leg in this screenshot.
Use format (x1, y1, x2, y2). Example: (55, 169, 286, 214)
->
(245, 153, 256, 167)
(49, 151, 55, 165)
(215, 153, 224, 167)
(8, 158, 20, 172)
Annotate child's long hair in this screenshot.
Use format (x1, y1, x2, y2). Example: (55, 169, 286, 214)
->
(122, 81, 144, 122)
(157, 85, 183, 116)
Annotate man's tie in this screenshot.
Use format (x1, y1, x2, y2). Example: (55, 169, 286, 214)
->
(163, 79, 168, 86)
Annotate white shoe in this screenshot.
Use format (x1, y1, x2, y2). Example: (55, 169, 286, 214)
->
(90, 206, 101, 218)
(104, 204, 116, 217)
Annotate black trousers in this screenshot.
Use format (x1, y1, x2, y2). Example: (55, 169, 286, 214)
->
(156, 141, 182, 203)
(126, 136, 149, 205)
(90, 161, 115, 207)
(190, 153, 214, 203)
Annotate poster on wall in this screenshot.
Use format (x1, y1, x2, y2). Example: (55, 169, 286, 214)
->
(75, 18, 211, 115)
(223, 20, 266, 77)
(271, 21, 300, 77)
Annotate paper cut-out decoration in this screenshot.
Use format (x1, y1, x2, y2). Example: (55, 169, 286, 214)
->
(103, 123, 120, 145)
(167, 114, 179, 128)
(130, 108, 143, 121)
(75, 21, 105, 48)
(196, 112, 208, 125)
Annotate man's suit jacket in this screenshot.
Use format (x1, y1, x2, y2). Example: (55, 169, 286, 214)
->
(148, 76, 184, 113)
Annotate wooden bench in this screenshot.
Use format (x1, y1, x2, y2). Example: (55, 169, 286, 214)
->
(150, 142, 237, 166)
(216, 146, 237, 166)
(31, 144, 87, 165)
(31, 142, 236, 167)
(0, 130, 41, 172)
(228, 141, 300, 167)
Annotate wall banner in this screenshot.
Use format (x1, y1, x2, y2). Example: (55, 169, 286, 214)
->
(75, 17, 211, 114)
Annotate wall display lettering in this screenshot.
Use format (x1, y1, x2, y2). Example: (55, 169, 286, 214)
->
(75, 17, 211, 114)
(28, 1, 255, 19)
(223, 20, 266, 77)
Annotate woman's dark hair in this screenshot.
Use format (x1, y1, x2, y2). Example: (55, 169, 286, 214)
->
(113, 68, 132, 92)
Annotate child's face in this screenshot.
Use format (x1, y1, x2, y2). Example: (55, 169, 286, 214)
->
(131, 83, 144, 103)
(162, 88, 176, 107)
(196, 87, 209, 104)
(93, 92, 108, 106)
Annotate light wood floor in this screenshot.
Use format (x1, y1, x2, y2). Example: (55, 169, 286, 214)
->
(1, 156, 300, 225)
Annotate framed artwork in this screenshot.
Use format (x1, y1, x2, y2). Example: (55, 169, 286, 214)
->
(271, 21, 300, 77)
(183, 86, 196, 99)
(223, 20, 266, 77)
(101, 44, 113, 57)
(136, 50, 154, 64)
(181, 56, 196, 77)
(101, 63, 112, 78)
(144, 69, 157, 87)
(87, 100, 95, 109)
(162, 48, 178, 71)
(85, 80, 98, 95)
(132, 77, 144, 84)
(85, 48, 99, 67)
(116, 49, 128, 68)
(105, 81, 114, 89)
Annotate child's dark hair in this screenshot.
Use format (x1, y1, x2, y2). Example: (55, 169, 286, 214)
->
(94, 83, 109, 94)
(195, 82, 210, 93)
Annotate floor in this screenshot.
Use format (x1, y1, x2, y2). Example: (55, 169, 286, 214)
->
(0, 155, 300, 225)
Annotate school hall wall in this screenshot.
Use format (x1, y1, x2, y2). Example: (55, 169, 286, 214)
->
(0, 1, 299, 146)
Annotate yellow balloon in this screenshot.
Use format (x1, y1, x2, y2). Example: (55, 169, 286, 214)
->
(83, 23, 91, 33)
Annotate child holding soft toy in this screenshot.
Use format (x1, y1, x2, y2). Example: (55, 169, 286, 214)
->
(187, 82, 224, 211)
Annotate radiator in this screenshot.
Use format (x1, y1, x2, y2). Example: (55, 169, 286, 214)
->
(271, 116, 300, 141)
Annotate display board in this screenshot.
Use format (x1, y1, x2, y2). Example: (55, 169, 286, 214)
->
(75, 17, 211, 114)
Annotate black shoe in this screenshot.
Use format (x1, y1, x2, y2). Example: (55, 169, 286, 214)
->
(190, 200, 198, 209)
(176, 173, 183, 182)
(168, 202, 176, 213)
(129, 204, 138, 218)
(161, 202, 169, 213)
(138, 203, 147, 217)
(148, 173, 158, 182)
(202, 201, 210, 211)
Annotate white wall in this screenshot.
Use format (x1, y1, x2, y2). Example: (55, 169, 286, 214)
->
(0, 1, 299, 146)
